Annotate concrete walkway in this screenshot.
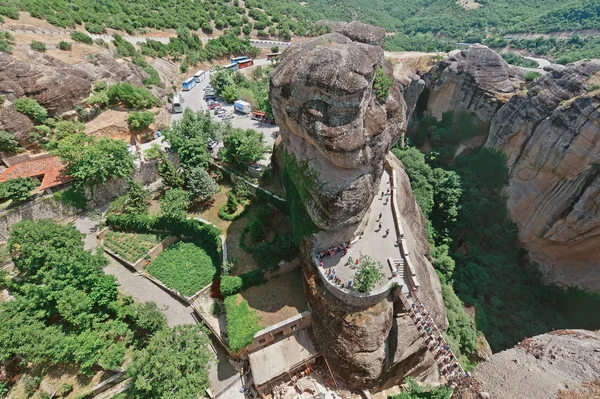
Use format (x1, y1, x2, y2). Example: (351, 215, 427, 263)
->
(73, 214, 241, 396)
(319, 171, 398, 290)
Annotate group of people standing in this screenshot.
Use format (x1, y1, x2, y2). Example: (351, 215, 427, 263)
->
(407, 290, 469, 387)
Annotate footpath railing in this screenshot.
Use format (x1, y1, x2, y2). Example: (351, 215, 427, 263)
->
(398, 290, 468, 387)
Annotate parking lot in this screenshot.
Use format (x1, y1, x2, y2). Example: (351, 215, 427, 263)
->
(171, 60, 279, 167)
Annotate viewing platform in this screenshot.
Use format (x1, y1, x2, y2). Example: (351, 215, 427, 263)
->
(312, 160, 420, 307)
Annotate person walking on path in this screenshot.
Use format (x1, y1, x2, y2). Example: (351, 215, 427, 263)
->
(377, 222, 382, 231)
(377, 212, 382, 221)
(384, 229, 390, 237)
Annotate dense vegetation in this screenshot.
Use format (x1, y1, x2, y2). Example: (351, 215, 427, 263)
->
(390, 377, 452, 399)
(147, 241, 218, 297)
(104, 231, 162, 263)
(396, 111, 600, 357)
(224, 295, 261, 352)
(0, 220, 167, 376)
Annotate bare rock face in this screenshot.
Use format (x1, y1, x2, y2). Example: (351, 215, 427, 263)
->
(485, 62, 600, 292)
(419, 45, 520, 124)
(0, 103, 35, 145)
(465, 330, 600, 399)
(270, 31, 406, 233)
(0, 51, 93, 115)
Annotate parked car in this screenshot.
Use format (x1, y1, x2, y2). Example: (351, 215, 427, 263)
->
(213, 107, 224, 114)
(204, 85, 213, 91)
(208, 103, 221, 110)
(207, 138, 218, 150)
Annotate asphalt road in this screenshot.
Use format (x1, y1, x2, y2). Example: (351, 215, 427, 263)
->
(171, 58, 279, 167)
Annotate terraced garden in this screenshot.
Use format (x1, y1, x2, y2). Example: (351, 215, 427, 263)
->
(103, 231, 164, 263)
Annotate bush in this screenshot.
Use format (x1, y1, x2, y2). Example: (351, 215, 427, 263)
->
(220, 269, 265, 297)
(0, 177, 37, 203)
(14, 97, 48, 123)
(248, 219, 266, 242)
(218, 201, 247, 221)
(106, 83, 161, 109)
(71, 31, 93, 45)
(224, 295, 261, 352)
(127, 111, 155, 130)
(524, 71, 542, 81)
(58, 41, 72, 51)
(373, 65, 393, 103)
(30, 40, 46, 52)
(147, 242, 218, 296)
(22, 375, 41, 397)
(55, 120, 85, 139)
(93, 81, 108, 92)
(233, 180, 250, 200)
(0, 130, 20, 152)
(160, 188, 190, 221)
(87, 92, 109, 108)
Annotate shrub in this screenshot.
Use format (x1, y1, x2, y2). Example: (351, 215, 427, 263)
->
(127, 111, 155, 130)
(0, 177, 37, 203)
(373, 65, 393, 103)
(30, 40, 46, 52)
(147, 242, 218, 296)
(160, 188, 191, 221)
(87, 92, 109, 108)
(224, 295, 261, 352)
(22, 375, 41, 397)
(0, 130, 20, 152)
(218, 201, 247, 221)
(55, 120, 85, 139)
(220, 270, 265, 297)
(93, 81, 108, 92)
(226, 191, 238, 213)
(106, 83, 161, 109)
(28, 125, 52, 144)
(58, 41, 72, 50)
(13, 97, 47, 123)
(71, 31, 93, 45)
(524, 71, 542, 81)
(233, 180, 250, 200)
(248, 219, 265, 242)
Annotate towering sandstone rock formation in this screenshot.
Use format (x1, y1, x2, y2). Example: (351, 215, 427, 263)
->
(406, 45, 600, 292)
(270, 22, 447, 389)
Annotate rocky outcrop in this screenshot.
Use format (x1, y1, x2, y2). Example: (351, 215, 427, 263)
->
(0, 103, 35, 145)
(485, 62, 600, 292)
(270, 30, 406, 234)
(407, 45, 600, 292)
(454, 330, 600, 399)
(418, 45, 521, 124)
(0, 51, 93, 115)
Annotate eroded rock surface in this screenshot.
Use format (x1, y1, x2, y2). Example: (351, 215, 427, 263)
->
(486, 62, 600, 292)
(419, 45, 520, 124)
(270, 30, 406, 233)
(456, 330, 600, 399)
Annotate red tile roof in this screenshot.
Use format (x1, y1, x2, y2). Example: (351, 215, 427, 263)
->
(0, 155, 73, 189)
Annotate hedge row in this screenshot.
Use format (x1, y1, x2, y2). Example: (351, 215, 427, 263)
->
(218, 202, 248, 221)
(220, 270, 265, 297)
(105, 213, 223, 263)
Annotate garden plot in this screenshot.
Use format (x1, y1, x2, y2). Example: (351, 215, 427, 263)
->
(147, 241, 218, 297)
(103, 231, 164, 263)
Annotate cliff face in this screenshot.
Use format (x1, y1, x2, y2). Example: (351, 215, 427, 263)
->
(486, 63, 600, 291)
(409, 45, 600, 292)
(454, 330, 600, 399)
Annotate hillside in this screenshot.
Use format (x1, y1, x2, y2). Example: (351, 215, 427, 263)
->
(3, 0, 600, 63)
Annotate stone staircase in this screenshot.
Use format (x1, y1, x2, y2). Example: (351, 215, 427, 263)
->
(398, 291, 468, 387)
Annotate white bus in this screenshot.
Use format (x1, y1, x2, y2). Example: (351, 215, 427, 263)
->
(194, 70, 206, 83)
(172, 93, 183, 113)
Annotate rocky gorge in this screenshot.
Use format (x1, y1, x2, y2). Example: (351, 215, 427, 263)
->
(405, 45, 600, 293)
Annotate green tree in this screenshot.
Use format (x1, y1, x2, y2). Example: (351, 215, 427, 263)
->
(221, 85, 238, 103)
(0, 177, 37, 203)
(131, 302, 168, 341)
(51, 134, 135, 189)
(13, 97, 47, 123)
(187, 167, 218, 203)
(0, 130, 20, 153)
(122, 179, 151, 215)
(354, 254, 384, 293)
(55, 120, 85, 139)
(127, 325, 214, 399)
(270, 46, 279, 53)
(162, 109, 214, 172)
(127, 111, 155, 130)
(160, 188, 190, 221)
(221, 128, 266, 168)
(157, 154, 185, 189)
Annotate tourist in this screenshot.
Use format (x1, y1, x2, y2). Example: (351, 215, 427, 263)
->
(377, 212, 382, 221)
(320, 261, 324, 267)
(385, 229, 390, 237)
(378, 222, 382, 230)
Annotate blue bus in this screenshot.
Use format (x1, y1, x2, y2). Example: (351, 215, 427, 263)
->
(231, 56, 249, 63)
(224, 63, 239, 71)
(182, 77, 196, 91)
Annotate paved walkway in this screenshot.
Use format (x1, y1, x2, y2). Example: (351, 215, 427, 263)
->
(73, 214, 241, 396)
(319, 171, 400, 290)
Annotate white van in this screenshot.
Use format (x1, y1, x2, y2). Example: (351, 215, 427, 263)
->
(194, 70, 206, 83)
(172, 94, 183, 113)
